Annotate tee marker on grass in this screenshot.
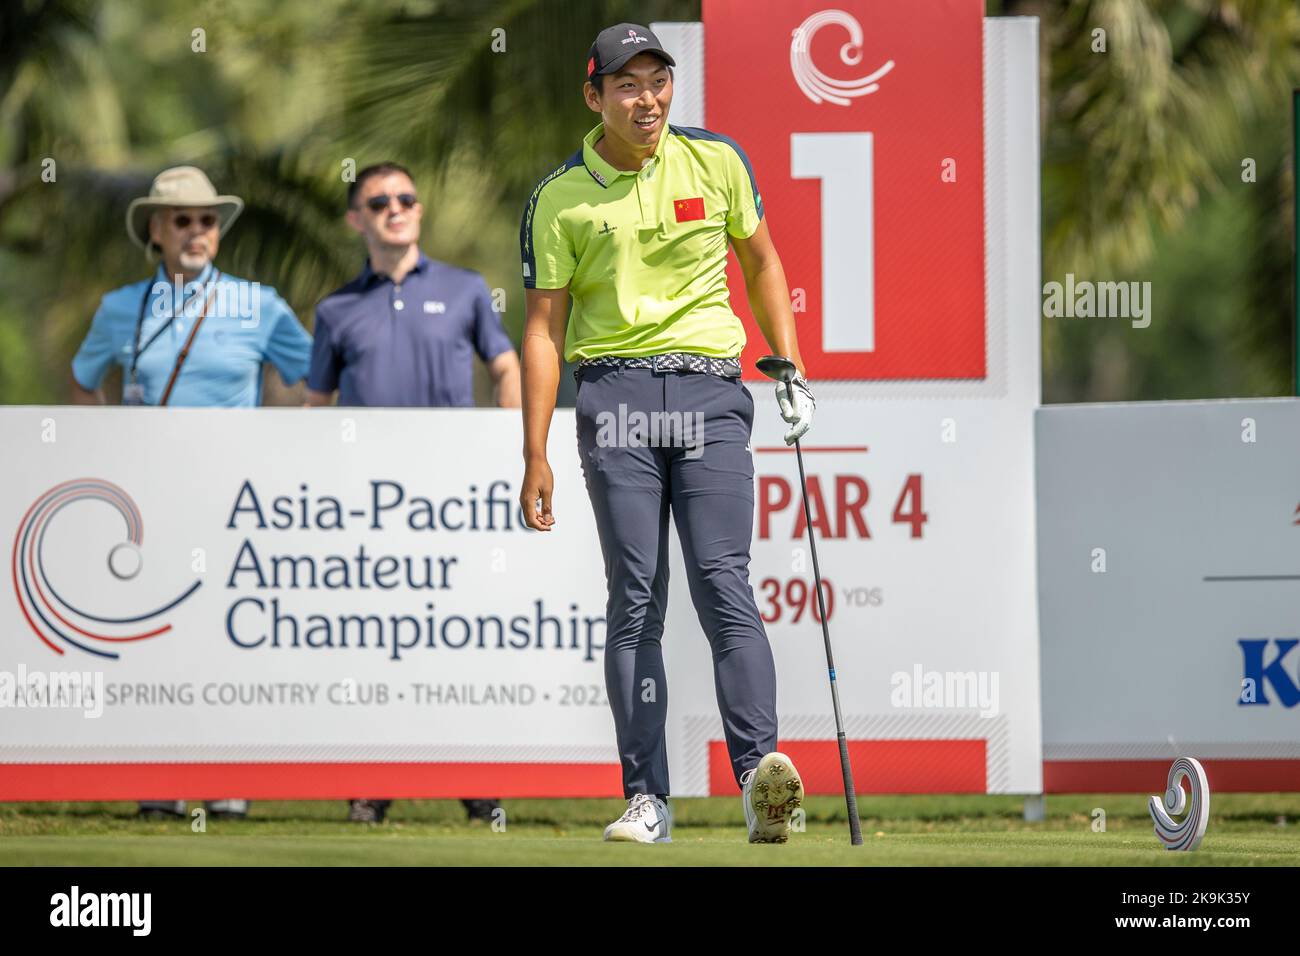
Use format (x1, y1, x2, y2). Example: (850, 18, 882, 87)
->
(1149, 757, 1210, 851)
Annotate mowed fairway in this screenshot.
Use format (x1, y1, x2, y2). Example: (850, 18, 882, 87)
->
(2, 794, 1299, 866)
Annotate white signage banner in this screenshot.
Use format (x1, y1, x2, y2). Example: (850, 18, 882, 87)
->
(1, 408, 624, 799)
(1037, 399, 1300, 792)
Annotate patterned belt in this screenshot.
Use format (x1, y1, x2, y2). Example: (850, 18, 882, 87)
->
(575, 352, 743, 381)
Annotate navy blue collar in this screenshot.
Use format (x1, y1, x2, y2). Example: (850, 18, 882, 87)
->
(360, 250, 430, 287)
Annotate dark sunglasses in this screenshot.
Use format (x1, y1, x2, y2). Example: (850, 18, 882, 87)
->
(363, 192, 418, 213)
(170, 212, 219, 230)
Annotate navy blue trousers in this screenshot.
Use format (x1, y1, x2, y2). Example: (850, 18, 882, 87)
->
(575, 365, 778, 797)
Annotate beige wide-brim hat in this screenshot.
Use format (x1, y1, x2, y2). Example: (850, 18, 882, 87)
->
(125, 165, 244, 251)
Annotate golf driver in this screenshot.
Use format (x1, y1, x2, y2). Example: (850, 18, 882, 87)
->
(756, 354, 863, 846)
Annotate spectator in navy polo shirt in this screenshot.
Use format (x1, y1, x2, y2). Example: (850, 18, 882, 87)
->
(308, 162, 516, 825)
(306, 162, 520, 409)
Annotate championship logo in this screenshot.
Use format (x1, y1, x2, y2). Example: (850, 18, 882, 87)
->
(790, 9, 895, 107)
(11, 478, 200, 659)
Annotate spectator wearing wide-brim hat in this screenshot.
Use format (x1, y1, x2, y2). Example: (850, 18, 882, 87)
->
(71, 164, 312, 409)
(124, 164, 244, 258)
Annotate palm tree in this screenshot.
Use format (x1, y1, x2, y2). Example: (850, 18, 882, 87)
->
(995, 0, 1299, 398)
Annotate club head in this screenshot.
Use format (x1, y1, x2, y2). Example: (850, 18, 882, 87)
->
(756, 354, 798, 383)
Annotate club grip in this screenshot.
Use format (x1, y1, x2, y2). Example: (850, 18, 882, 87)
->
(839, 732, 863, 845)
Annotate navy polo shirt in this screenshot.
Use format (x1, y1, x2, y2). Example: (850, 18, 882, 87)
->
(308, 252, 514, 407)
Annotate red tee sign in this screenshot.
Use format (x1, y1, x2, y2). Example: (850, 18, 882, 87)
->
(705, 0, 986, 381)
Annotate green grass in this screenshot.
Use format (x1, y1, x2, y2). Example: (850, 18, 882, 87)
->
(2, 794, 1299, 866)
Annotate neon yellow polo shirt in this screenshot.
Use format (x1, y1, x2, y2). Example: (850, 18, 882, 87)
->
(520, 122, 764, 362)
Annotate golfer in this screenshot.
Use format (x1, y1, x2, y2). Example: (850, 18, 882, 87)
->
(518, 23, 816, 844)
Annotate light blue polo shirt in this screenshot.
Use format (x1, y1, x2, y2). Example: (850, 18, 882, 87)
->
(71, 264, 312, 407)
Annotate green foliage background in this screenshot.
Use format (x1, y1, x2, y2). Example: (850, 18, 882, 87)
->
(0, 0, 1296, 404)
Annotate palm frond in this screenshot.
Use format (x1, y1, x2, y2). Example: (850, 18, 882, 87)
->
(335, 0, 700, 198)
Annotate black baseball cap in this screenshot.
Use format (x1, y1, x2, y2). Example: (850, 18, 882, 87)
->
(587, 23, 675, 81)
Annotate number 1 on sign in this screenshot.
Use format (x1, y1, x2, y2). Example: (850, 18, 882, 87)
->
(791, 131, 874, 353)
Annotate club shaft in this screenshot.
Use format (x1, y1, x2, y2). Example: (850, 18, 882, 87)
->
(792, 421, 864, 846)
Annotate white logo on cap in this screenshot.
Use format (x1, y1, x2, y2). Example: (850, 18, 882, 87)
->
(791, 10, 895, 107)
(621, 30, 649, 45)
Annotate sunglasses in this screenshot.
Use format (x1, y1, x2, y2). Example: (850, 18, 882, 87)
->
(170, 212, 219, 230)
(363, 193, 418, 213)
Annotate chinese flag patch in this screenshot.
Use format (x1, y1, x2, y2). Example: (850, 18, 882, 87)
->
(673, 197, 705, 222)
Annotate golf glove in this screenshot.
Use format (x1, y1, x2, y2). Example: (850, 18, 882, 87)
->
(776, 373, 815, 445)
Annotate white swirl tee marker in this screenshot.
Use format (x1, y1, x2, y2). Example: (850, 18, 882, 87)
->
(1148, 756, 1210, 851)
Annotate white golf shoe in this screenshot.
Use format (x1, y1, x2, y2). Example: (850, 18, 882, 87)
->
(741, 752, 804, 843)
(603, 793, 672, 843)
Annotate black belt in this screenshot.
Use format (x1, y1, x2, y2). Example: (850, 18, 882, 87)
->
(575, 352, 742, 382)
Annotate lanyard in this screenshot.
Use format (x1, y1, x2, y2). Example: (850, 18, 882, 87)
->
(130, 269, 220, 384)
